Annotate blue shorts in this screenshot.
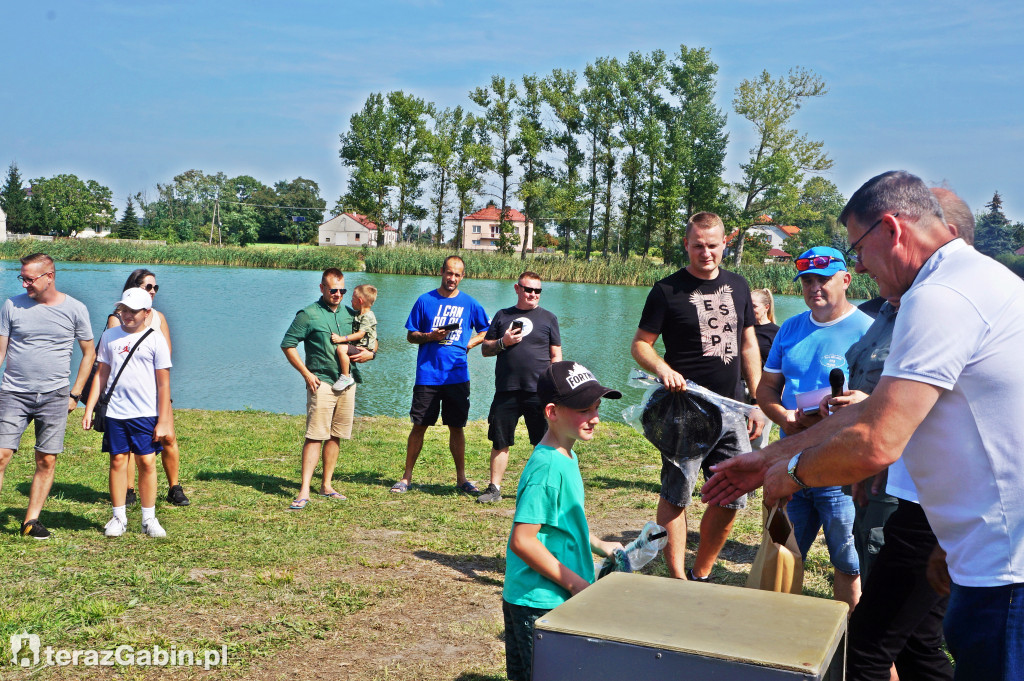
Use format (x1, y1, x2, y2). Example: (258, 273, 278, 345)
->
(786, 485, 860, 575)
(102, 416, 163, 457)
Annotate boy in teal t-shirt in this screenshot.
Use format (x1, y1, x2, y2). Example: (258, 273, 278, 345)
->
(502, 361, 623, 681)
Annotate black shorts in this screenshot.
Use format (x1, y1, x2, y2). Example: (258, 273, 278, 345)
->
(410, 382, 470, 428)
(660, 418, 749, 510)
(487, 390, 547, 450)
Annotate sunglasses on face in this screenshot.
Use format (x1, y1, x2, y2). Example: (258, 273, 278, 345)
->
(143, 283, 159, 293)
(518, 285, 542, 294)
(795, 256, 843, 272)
(327, 288, 347, 295)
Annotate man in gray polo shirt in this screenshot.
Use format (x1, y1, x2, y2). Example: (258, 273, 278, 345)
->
(0, 253, 95, 539)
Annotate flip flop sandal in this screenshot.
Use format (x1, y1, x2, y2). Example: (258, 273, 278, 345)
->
(457, 481, 480, 495)
(288, 498, 310, 510)
(321, 492, 347, 500)
(390, 481, 410, 494)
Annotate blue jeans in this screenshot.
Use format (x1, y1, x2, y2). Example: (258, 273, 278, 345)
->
(944, 582, 1024, 680)
(786, 485, 859, 575)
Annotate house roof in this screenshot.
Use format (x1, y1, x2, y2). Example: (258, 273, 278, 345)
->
(344, 213, 396, 232)
(767, 248, 792, 258)
(726, 224, 800, 244)
(464, 205, 527, 222)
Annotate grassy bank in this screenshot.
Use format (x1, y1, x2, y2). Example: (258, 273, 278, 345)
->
(0, 409, 838, 679)
(0, 239, 363, 272)
(1, 239, 878, 297)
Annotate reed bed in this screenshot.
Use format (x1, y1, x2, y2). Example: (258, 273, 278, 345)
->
(0, 239, 362, 271)
(363, 245, 878, 297)
(1, 240, 877, 296)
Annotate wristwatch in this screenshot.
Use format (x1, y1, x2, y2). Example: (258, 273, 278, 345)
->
(70, 393, 81, 402)
(787, 451, 810, 490)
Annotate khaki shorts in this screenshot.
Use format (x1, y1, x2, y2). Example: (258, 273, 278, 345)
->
(305, 381, 356, 441)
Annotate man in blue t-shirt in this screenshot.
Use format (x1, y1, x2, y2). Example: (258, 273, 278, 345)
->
(758, 246, 872, 611)
(392, 255, 490, 494)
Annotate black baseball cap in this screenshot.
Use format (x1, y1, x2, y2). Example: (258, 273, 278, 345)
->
(537, 361, 622, 409)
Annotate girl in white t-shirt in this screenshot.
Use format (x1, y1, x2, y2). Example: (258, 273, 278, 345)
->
(85, 288, 174, 538)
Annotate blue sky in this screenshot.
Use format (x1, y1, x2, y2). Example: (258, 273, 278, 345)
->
(5, 0, 1023, 221)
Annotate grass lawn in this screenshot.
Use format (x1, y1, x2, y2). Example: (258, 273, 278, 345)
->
(0, 410, 836, 679)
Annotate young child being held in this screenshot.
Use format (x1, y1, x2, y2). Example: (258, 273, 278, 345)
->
(84, 288, 173, 538)
(331, 284, 378, 392)
(501, 361, 624, 681)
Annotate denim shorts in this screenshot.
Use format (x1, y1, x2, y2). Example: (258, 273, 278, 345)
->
(660, 417, 749, 510)
(0, 387, 71, 454)
(786, 485, 860, 575)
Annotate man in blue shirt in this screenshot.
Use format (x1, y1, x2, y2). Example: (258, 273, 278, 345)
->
(758, 246, 872, 611)
(392, 255, 490, 494)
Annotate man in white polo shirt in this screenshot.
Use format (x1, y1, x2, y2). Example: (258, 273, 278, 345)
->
(703, 170, 1024, 680)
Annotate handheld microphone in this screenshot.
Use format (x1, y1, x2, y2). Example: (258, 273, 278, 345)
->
(829, 368, 845, 398)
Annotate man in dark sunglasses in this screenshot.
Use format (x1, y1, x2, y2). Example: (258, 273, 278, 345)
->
(281, 268, 375, 509)
(703, 170, 1024, 680)
(477, 272, 562, 503)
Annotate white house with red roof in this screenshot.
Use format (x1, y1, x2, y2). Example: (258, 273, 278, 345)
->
(318, 212, 398, 247)
(461, 205, 533, 252)
(725, 223, 800, 262)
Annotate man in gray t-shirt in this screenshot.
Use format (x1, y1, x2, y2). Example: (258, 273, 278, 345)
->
(0, 253, 95, 540)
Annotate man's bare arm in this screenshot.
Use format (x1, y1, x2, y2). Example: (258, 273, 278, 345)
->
(282, 346, 319, 392)
(631, 328, 685, 391)
(466, 330, 487, 351)
(0, 334, 9, 372)
(69, 339, 96, 411)
(740, 325, 762, 396)
(549, 344, 562, 362)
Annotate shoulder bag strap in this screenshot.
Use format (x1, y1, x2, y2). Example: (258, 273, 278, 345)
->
(101, 328, 156, 402)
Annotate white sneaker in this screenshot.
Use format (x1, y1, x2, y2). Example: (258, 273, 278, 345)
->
(142, 518, 167, 538)
(332, 374, 355, 392)
(104, 516, 127, 537)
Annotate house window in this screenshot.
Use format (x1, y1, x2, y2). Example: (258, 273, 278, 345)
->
(472, 239, 480, 246)
(325, 237, 330, 242)
(355, 233, 360, 241)
(472, 225, 481, 234)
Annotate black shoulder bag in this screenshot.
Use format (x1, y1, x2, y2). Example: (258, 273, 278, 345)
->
(93, 329, 155, 433)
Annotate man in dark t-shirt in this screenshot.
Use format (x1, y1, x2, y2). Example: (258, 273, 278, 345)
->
(631, 212, 765, 581)
(478, 272, 562, 503)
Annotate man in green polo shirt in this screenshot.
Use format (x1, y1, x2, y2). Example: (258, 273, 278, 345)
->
(281, 268, 374, 510)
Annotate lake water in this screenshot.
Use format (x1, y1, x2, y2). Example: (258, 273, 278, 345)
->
(1, 261, 816, 423)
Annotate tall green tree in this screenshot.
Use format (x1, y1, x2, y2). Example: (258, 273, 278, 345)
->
(516, 74, 552, 258)
(388, 91, 430, 241)
(118, 197, 140, 239)
(732, 67, 832, 264)
(581, 57, 622, 259)
(667, 45, 729, 219)
(470, 75, 520, 254)
(450, 113, 491, 249)
(338, 92, 399, 246)
(424, 106, 461, 247)
(975, 191, 1019, 256)
(1, 162, 30, 233)
(275, 177, 326, 245)
(27, 174, 115, 236)
(544, 69, 588, 257)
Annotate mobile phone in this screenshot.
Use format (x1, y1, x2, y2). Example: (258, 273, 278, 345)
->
(511, 320, 524, 332)
(438, 322, 460, 331)
(801, 405, 820, 415)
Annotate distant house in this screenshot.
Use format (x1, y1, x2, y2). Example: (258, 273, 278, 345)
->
(461, 205, 533, 252)
(76, 226, 113, 239)
(318, 213, 398, 247)
(725, 224, 800, 263)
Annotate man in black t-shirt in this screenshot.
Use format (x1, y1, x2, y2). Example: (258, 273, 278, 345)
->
(478, 271, 562, 503)
(631, 212, 765, 581)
